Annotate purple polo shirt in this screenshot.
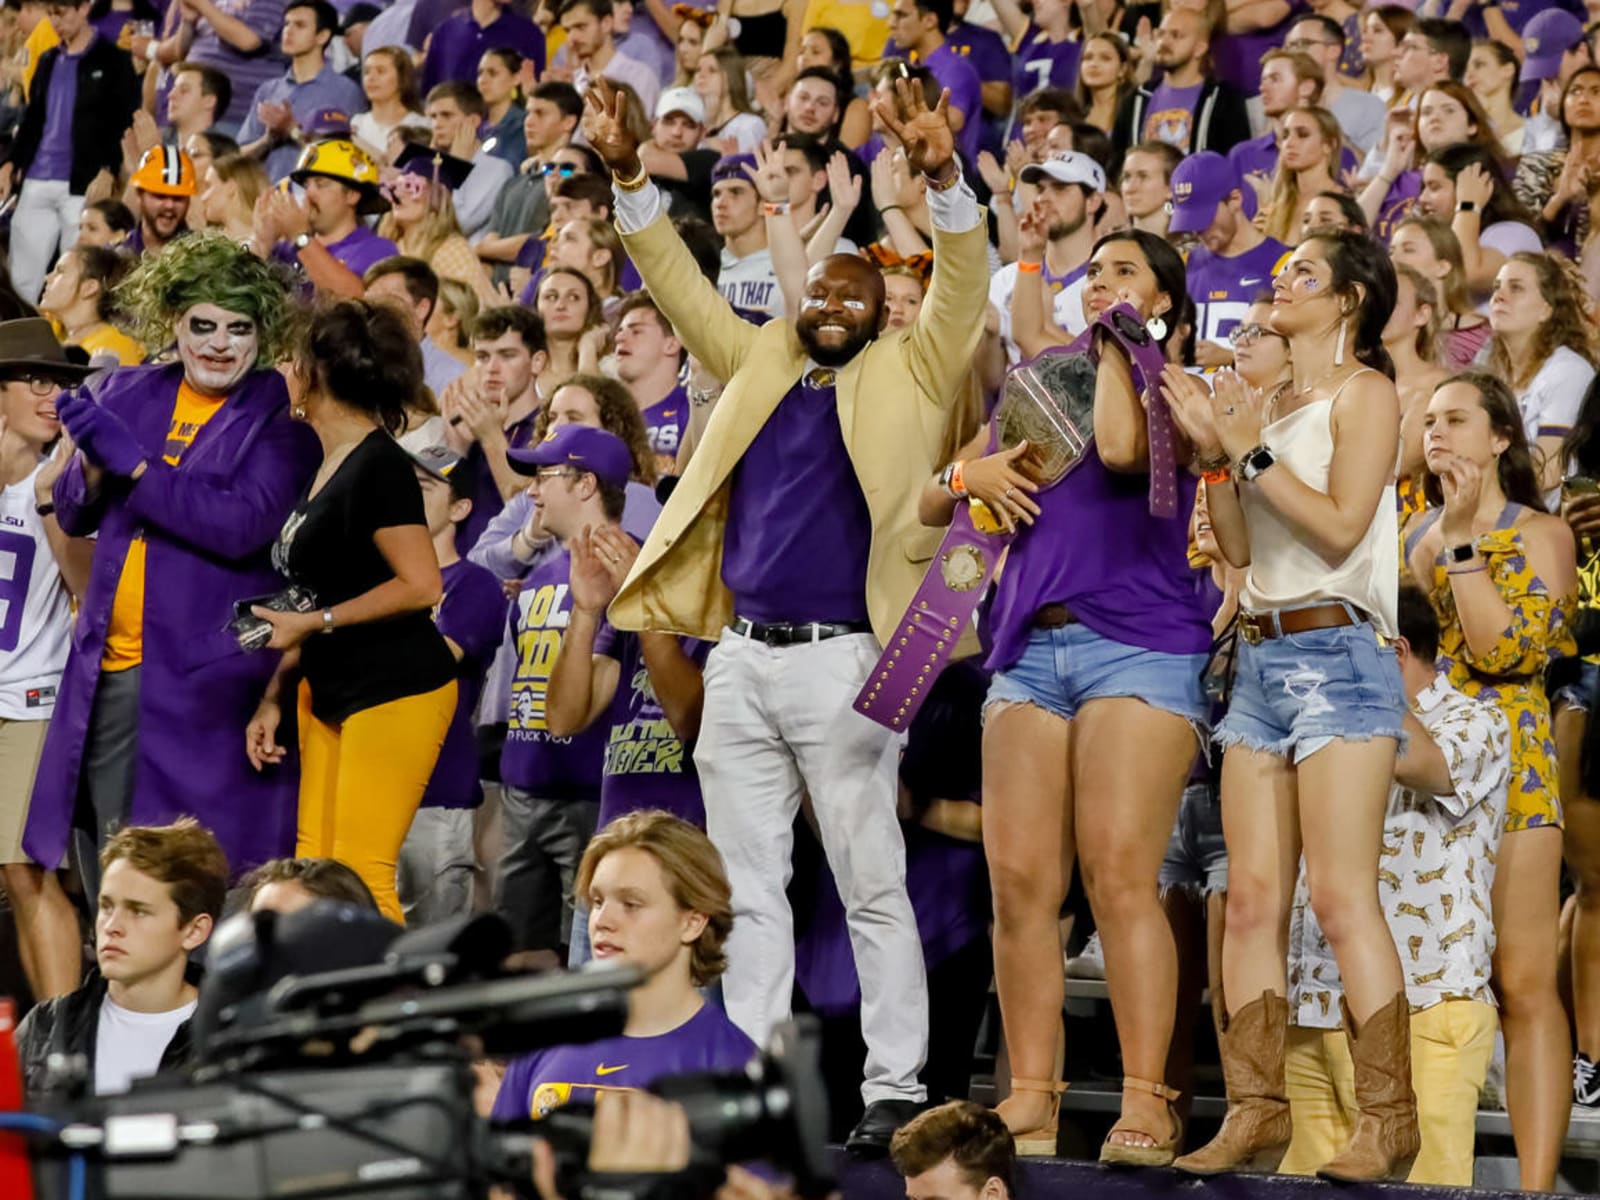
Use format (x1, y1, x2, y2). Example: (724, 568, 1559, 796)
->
(1012, 26, 1078, 96)
(499, 547, 608, 798)
(720, 372, 872, 625)
(922, 42, 983, 165)
(420, 7, 545, 93)
(422, 558, 509, 810)
(457, 408, 538, 553)
(593, 623, 709, 828)
(323, 225, 400, 277)
(491, 1001, 756, 1120)
(189, 0, 290, 129)
(32, 40, 90, 182)
(237, 63, 366, 182)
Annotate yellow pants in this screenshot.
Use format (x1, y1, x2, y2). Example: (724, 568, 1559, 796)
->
(296, 679, 457, 924)
(1281, 998, 1497, 1186)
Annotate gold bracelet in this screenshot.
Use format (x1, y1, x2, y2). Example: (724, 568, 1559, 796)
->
(924, 168, 961, 193)
(613, 165, 648, 192)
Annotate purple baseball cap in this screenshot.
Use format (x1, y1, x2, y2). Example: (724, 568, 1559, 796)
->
(1168, 152, 1244, 235)
(303, 106, 353, 138)
(1524, 9, 1585, 83)
(508, 424, 633, 486)
(711, 153, 757, 185)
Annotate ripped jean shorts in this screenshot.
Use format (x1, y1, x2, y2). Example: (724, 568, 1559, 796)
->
(1215, 615, 1405, 764)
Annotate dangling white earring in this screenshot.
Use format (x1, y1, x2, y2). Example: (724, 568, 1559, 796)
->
(1147, 315, 1168, 340)
(1334, 316, 1347, 367)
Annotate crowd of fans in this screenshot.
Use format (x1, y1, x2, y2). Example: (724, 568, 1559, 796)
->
(0, 0, 1598, 1190)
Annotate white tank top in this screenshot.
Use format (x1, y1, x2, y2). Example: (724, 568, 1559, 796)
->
(1240, 373, 1399, 637)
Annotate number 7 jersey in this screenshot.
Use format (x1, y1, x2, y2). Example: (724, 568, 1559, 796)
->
(0, 462, 71, 720)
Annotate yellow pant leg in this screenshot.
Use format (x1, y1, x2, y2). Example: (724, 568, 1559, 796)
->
(319, 682, 457, 924)
(295, 679, 342, 859)
(1406, 999, 1497, 1187)
(1281, 1025, 1357, 1174)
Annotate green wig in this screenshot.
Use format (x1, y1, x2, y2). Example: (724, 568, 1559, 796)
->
(114, 231, 296, 366)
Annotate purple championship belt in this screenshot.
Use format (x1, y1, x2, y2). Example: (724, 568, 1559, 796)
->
(854, 304, 1176, 731)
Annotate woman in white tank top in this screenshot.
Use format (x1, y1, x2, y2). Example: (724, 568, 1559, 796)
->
(1165, 231, 1418, 1181)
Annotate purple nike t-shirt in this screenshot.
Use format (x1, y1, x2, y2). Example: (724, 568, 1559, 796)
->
(491, 1001, 757, 1120)
(642, 387, 689, 477)
(1187, 237, 1291, 348)
(1012, 26, 1079, 96)
(422, 558, 509, 810)
(499, 548, 607, 798)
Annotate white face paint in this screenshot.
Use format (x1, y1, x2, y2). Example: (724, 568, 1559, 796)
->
(801, 296, 826, 310)
(842, 299, 866, 311)
(177, 302, 260, 396)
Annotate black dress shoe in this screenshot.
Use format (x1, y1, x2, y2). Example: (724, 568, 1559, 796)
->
(846, 1099, 926, 1157)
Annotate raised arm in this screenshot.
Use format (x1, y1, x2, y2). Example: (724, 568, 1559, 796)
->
(875, 80, 988, 409)
(583, 80, 758, 385)
(545, 527, 623, 737)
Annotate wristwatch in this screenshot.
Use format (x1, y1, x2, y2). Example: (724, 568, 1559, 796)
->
(1448, 541, 1477, 563)
(1456, 201, 1478, 213)
(320, 607, 335, 634)
(293, 232, 312, 250)
(1238, 444, 1276, 482)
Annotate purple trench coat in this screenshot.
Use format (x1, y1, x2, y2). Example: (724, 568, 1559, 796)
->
(24, 364, 320, 876)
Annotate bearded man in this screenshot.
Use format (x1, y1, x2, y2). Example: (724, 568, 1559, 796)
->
(583, 77, 990, 1155)
(25, 233, 318, 890)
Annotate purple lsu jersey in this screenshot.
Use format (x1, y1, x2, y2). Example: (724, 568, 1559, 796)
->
(1185, 237, 1292, 349)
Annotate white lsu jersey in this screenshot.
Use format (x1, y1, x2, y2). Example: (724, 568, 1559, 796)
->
(0, 462, 71, 719)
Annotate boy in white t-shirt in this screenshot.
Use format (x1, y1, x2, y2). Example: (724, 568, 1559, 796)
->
(0, 318, 96, 1003)
(15, 818, 227, 1099)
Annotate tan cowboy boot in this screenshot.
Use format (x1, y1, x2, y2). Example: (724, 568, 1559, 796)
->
(1317, 993, 1422, 1182)
(1172, 990, 1293, 1175)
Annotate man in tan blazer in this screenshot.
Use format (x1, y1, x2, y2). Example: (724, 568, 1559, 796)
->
(582, 78, 990, 1155)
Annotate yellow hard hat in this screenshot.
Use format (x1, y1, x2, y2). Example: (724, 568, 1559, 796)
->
(290, 138, 388, 214)
(130, 144, 197, 197)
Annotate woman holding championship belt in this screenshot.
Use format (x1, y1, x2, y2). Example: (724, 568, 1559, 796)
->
(921, 229, 1211, 1164)
(1164, 231, 1419, 1182)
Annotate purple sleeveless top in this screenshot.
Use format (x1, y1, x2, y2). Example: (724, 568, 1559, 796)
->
(985, 430, 1212, 671)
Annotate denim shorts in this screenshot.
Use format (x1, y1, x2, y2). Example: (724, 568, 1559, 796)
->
(1160, 779, 1228, 896)
(1554, 660, 1600, 714)
(985, 621, 1210, 729)
(1216, 616, 1405, 764)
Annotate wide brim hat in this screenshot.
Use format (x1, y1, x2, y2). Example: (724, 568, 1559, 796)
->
(0, 319, 97, 379)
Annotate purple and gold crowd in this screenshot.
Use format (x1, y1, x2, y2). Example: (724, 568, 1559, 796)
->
(2, 0, 1600, 1188)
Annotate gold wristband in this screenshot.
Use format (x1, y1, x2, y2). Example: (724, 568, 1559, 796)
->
(613, 165, 648, 192)
(924, 168, 961, 193)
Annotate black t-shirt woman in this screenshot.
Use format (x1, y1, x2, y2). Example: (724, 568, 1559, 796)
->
(246, 301, 457, 923)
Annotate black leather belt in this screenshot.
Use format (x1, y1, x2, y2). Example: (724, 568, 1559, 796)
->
(729, 617, 873, 646)
(1033, 603, 1078, 629)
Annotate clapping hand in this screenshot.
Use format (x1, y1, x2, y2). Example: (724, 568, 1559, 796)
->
(581, 80, 642, 178)
(1210, 369, 1267, 462)
(870, 78, 955, 181)
(1160, 365, 1224, 462)
(568, 524, 638, 614)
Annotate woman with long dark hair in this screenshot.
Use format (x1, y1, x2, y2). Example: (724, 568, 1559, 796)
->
(922, 230, 1212, 1165)
(245, 301, 457, 923)
(1416, 141, 1539, 300)
(1074, 32, 1131, 136)
(1403, 373, 1578, 1192)
(1166, 231, 1418, 1181)
(1465, 40, 1523, 158)
(1514, 67, 1600, 257)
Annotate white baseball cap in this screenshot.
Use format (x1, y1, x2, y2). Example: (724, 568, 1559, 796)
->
(1019, 150, 1107, 193)
(655, 86, 707, 125)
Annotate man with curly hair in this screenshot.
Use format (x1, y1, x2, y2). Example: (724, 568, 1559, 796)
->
(24, 232, 319, 895)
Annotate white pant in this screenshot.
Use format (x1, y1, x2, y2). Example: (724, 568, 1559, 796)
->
(10, 178, 83, 303)
(694, 631, 928, 1105)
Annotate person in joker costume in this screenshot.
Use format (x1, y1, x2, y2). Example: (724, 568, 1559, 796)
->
(24, 233, 319, 891)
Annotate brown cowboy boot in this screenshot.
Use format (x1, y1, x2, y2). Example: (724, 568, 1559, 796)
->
(1172, 990, 1293, 1175)
(1317, 993, 1422, 1182)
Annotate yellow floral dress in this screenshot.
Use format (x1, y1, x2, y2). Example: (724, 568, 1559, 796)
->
(1407, 506, 1576, 831)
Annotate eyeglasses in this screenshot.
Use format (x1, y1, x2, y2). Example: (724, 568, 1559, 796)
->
(534, 465, 579, 481)
(1228, 323, 1284, 348)
(539, 163, 580, 178)
(1284, 38, 1336, 51)
(6, 374, 61, 395)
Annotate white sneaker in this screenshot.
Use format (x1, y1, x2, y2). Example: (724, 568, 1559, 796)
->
(1065, 930, 1105, 980)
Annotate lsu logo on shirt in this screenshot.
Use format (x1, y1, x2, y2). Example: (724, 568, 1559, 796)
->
(509, 581, 571, 736)
(530, 1075, 634, 1118)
